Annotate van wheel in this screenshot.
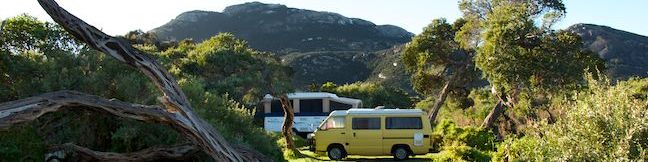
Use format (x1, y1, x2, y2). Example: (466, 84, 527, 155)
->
(327, 145, 346, 160)
(392, 146, 410, 160)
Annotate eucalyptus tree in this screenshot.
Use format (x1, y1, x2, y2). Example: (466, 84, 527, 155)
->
(457, 0, 603, 130)
(402, 18, 479, 123)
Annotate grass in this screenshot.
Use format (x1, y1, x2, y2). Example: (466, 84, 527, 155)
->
(288, 147, 435, 162)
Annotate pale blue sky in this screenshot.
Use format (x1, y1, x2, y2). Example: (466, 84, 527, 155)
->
(1, 0, 646, 36)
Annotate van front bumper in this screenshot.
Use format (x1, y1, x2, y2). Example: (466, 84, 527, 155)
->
(307, 135, 315, 151)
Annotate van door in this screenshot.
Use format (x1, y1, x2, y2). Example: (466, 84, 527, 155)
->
(383, 116, 427, 154)
(315, 116, 347, 152)
(347, 117, 383, 155)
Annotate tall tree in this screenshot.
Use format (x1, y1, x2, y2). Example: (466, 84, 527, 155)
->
(456, 0, 603, 132)
(402, 18, 478, 123)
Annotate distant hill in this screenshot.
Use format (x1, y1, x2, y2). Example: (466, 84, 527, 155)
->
(151, 2, 413, 53)
(567, 24, 648, 79)
(151, 2, 647, 94)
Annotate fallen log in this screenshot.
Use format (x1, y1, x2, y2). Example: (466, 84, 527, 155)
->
(35, 0, 256, 161)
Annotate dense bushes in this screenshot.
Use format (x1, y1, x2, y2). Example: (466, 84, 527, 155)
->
(0, 125, 45, 161)
(179, 78, 284, 161)
(319, 81, 413, 108)
(494, 77, 648, 161)
(417, 87, 495, 126)
(430, 120, 497, 161)
(160, 33, 293, 105)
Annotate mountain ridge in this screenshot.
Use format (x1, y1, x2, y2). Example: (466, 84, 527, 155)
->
(150, 2, 647, 93)
(567, 23, 648, 79)
(151, 2, 413, 53)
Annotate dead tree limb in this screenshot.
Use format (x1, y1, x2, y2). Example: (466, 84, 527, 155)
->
(0, 91, 268, 161)
(0, 91, 171, 129)
(278, 95, 299, 154)
(36, 0, 250, 161)
(47, 143, 198, 162)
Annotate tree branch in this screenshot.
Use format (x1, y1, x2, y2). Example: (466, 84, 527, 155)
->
(0, 91, 268, 161)
(35, 0, 250, 161)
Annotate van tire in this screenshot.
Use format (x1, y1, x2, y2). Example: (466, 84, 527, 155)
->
(392, 146, 410, 160)
(327, 145, 346, 160)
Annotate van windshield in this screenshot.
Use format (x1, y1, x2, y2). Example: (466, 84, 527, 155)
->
(319, 116, 345, 130)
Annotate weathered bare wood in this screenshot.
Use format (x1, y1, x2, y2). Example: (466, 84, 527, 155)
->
(279, 95, 298, 153)
(35, 0, 249, 161)
(47, 143, 198, 162)
(0, 91, 172, 129)
(0, 91, 268, 161)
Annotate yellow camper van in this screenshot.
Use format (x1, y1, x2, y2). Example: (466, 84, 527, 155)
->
(308, 108, 432, 160)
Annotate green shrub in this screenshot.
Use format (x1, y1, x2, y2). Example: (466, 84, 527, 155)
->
(492, 136, 551, 162)
(180, 78, 283, 161)
(431, 144, 491, 162)
(430, 120, 497, 162)
(274, 133, 308, 160)
(418, 87, 496, 126)
(320, 81, 413, 108)
(496, 77, 648, 161)
(110, 121, 182, 153)
(0, 125, 45, 162)
(434, 120, 498, 151)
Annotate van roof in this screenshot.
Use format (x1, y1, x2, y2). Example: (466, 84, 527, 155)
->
(330, 108, 424, 116)
(262, 92, 362, 105)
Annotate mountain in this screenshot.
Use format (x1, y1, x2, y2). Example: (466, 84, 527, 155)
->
(151, 2, 647, 94)
(567, 24, 648, 79)
(151, 2, 413, 53)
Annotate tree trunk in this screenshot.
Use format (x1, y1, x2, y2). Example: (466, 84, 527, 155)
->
(278, 95, 300, 154)
(427, 80, 452, 123)
(428, 60, 470, 123)
(35, 0, 253, 161)
(481, 100, 505, 130)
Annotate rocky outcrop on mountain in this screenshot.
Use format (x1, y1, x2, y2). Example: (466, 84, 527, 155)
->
(281, 51, 373, 86)
(568, 24, 648, 79)
(151, 2, 413, 53)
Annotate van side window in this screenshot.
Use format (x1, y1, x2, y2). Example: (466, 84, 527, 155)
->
(300, 99, 323, 112)
(320, 116, 345, 130)
(386, 117, 422, 129)
(352, 118, 381, 130)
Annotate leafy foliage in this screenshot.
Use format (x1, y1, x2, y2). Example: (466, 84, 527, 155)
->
(474, 1, 603, 94)
(430, 120, 497, 161)
(318, 81, 413, 108)
(416, 87, 494, 126)
(0, 125, 45, 162)
(179, 78, 284, 161)
(402, 18, 478, 97)
(161, 33, 293, 105)
(495, 77, 648, 161)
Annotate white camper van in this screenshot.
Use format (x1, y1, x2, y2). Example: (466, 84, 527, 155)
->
(260, 92, 362, 135)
